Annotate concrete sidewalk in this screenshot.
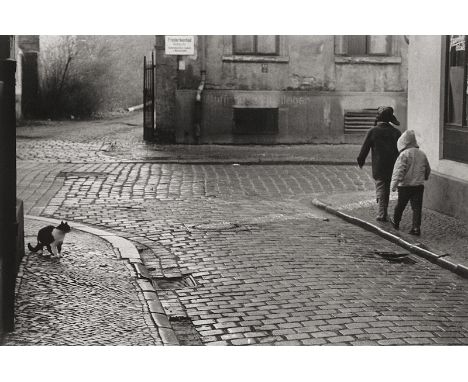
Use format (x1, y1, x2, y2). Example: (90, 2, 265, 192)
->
(313, 190, 468, 274)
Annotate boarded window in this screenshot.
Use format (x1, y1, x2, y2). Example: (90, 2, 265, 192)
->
(233, 36, 255, 54)
(233, 108, 279, 135)
(233, 36, 279, 55)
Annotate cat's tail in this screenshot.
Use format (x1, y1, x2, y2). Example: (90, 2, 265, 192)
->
(28, 243, 41, 252)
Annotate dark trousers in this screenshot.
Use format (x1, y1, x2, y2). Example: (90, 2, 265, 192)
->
(393, 185, 424, 228)
(375, 178, 391, 219)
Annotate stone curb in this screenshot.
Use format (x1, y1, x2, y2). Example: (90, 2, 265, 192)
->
(115, 159, 363, 166)
(25, 215, 180, 345)
(310, 200, 468, 280)
(19, 158, 365, 166)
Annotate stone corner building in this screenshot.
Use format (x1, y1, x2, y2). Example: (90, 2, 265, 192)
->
(155, 35, 408, 144)
(408, 35, 468, 223)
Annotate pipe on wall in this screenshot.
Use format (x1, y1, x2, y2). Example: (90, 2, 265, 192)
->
(194, 35, 206, 143)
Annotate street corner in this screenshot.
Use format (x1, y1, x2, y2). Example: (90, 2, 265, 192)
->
(4, 217, 162, 345)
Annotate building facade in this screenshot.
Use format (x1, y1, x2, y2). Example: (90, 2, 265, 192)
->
(407, 35, 468, 223)
(155, 35, 408, 144)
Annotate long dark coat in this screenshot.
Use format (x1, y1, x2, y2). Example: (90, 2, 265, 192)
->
(357, 122, 401, 180)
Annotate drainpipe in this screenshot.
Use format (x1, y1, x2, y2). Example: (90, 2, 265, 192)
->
(194, 35, 206, 144)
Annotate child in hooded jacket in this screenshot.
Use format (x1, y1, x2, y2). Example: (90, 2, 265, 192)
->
(390, 130, 431, 236)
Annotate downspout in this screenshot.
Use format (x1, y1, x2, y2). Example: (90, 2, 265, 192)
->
(194, 35, 206, 144)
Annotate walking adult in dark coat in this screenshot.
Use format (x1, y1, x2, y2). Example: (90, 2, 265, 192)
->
(357, 106, 402, 221)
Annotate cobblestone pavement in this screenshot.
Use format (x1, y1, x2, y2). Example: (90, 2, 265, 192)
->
(16, 112, 362, 163)
(14, 116, 468, 345)
(3, 219, 161, 345)
(317, 191, 468, 268)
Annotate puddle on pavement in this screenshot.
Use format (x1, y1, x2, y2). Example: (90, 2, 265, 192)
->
(170, 317, 203, 345)
(372, 251, 417, 265)
(152, 274, 198, 290)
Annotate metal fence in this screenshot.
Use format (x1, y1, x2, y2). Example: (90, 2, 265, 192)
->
(143, 52, 155, 141)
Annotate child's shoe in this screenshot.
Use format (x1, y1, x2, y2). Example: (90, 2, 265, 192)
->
(389, 217, 399, 230)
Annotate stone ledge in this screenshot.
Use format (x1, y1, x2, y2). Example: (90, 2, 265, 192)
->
(335, 56, 402, 65)
(222, 55, 289, 63)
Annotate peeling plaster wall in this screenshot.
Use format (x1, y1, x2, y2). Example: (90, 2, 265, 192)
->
(159, 35, 408, 143)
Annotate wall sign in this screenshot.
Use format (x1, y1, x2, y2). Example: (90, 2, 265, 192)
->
(165, 36, 195, 55)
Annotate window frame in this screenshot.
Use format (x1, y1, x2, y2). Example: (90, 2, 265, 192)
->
(346, 35, 369, 56)
(444, 35, 468, 129)
(443, 35, 468, 164)
(232, 35, 280, 56)
(335, 35, 392, 57)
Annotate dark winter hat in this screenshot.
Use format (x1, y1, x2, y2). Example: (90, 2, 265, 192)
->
(376, 106, 400, 126)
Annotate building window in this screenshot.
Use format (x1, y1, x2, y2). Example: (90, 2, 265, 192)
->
(336, 36, 391, 56)
(233, 36, 279, 55)
(443, 35, 468, 163)
(446, 35, 467, 127)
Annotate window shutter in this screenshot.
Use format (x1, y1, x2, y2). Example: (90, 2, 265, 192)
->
(368, 36, 390, 55)
(347, 36, 367, 55)
(335, 36, 347, 55)
(233, 36, 255, 54)
(257, 36, 278, 55)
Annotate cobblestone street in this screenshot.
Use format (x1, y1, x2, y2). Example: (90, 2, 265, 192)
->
(10, 114, 468, 346)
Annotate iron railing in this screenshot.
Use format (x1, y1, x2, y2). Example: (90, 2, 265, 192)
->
(143, 52, 155, 141)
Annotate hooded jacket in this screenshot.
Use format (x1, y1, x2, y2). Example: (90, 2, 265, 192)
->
(390, 130, 431, 191)
(357, 122, 401, 180)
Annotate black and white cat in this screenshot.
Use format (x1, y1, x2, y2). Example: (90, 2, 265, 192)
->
(28, 221, 71, 258)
